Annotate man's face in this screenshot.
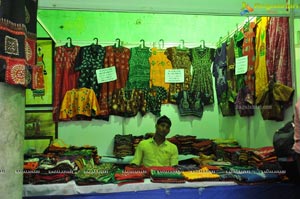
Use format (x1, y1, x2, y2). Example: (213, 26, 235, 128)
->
(156, 122, 171, 137)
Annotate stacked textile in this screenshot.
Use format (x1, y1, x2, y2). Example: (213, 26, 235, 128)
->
(191, 139, 214, 155)
(168, 135, 197, 154)
(213, 138, 241, 161)
(113, 134, 134, 157)
(182, 167, 220, 181)
(248, 146, 279, 169)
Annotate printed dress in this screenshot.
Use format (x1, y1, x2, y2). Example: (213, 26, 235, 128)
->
(126, 46, 151, 90)
(98, 46, 130, 117)
(190, 47, 215, 105)
(165, 47, 192, 103)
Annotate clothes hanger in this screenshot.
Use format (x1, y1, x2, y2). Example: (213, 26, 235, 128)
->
(139, 39, 146, 49)
(65, 37, 74, 48)
(177, 39, 187, 50)
(200, 40, 206, 50)
(115, 38, 121, 48)
(158, 39, 165, 52)
(93, 37, 99, 45)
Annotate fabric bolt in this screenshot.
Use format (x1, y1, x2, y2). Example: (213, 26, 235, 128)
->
(254, 17, 269, 100)
(126, 46, 151, 90)
(109, 88, 147, 117)
(256, 81, 294, 121)
(59, 87, 101, 121)
(144, 86, 168, 117)
(266, 17, 292, 87)
(149, 47, 172, 92)
(53, 45, 81, 122)
(130, 138, 178, 167)
(190, 46, 215, 105)
(75, 44, 105, 97)
(176, 90, 204, 118)
(165, 47, 192, 103)
(98, 46, 130, 117)
(242, 21, 256, 97)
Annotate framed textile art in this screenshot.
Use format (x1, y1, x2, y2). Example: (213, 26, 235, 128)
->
(25, 38, 54, 106)
(25, 110, 57, 139)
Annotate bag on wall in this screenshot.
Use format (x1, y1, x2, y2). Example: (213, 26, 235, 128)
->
(273, 120, 295, 158)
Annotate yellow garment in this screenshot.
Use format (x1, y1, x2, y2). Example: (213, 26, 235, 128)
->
(149, 47, 173, 90)
(254, 17, 269, 100)
(130, 138, 178, 167)
(59, 87, 101, 120)
(182, 167, 220, 181)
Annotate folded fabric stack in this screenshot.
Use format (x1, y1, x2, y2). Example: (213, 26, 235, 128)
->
(168, 135, 197, 155)
(213, 138, 241, 161)
(113, 134, 134, 157)
(33, 160, 75, 184)
(192, 139, 214, 155)
(114, 171, 145, 185)
(150, 169, 185, 183)
(182, 167, 220, 181)
(75, 161, 118, 185)
(247, 146, 279, 169)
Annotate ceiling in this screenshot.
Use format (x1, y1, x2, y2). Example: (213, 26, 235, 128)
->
(38, 0, 295, 16)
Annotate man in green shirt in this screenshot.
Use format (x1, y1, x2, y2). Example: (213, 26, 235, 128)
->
(130, 115, 178, 167)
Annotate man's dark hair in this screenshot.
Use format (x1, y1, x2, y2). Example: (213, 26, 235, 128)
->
(156, 115, 172, 127)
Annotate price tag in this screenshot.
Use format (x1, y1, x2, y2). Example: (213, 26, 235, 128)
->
(235, 56, 248, 75)
(165, 69, 184, 83)
(96, 66, 117, 83)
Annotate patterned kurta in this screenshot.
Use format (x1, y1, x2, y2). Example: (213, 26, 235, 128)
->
(254, 17, 269, 100)
(75, 44, 106, 97)
(126, 47, 151, 90)
(53, 45, 81, 122)
(165, 47, 192, 103)
(190, 47, 215, 105)
(98, 46, 130, 117)
(266, 17, 292, 87)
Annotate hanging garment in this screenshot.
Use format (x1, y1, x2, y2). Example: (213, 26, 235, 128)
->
(235, 87, 255, 117)
(165, 47, 192, 103)
(59, 87, 101, 121)
(53, 45, 81, 122)
(109, 88, 146, 117)
(266, 17, 292, 87)
(242, 21, 256, 98)
(176, 90, 204, 118)
(98, 45, 131, 118)
(254, 17, 269, 100)
(144, 86, 168, 117)
(226, 37, 237, 102)
(233, 30, 245, 91)
(212, 42, 228, 103)
(256, 81, 294, 121)
(75, 44, 105, 97)
(0, 0, 38, 86)
(149, 47, 172, 103)
(190, 46, 215, 105)
(126, 46, 151, 90)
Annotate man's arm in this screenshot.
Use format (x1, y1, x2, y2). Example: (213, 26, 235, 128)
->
(130, 142, 143, 166)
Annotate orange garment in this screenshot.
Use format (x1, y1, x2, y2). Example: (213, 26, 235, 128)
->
(59, 87, 101, 120)
(149, 47, 173, 90)
(254, 17, 269, 100)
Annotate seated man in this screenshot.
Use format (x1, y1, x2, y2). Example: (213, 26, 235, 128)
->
(130, 115, 178, 167)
